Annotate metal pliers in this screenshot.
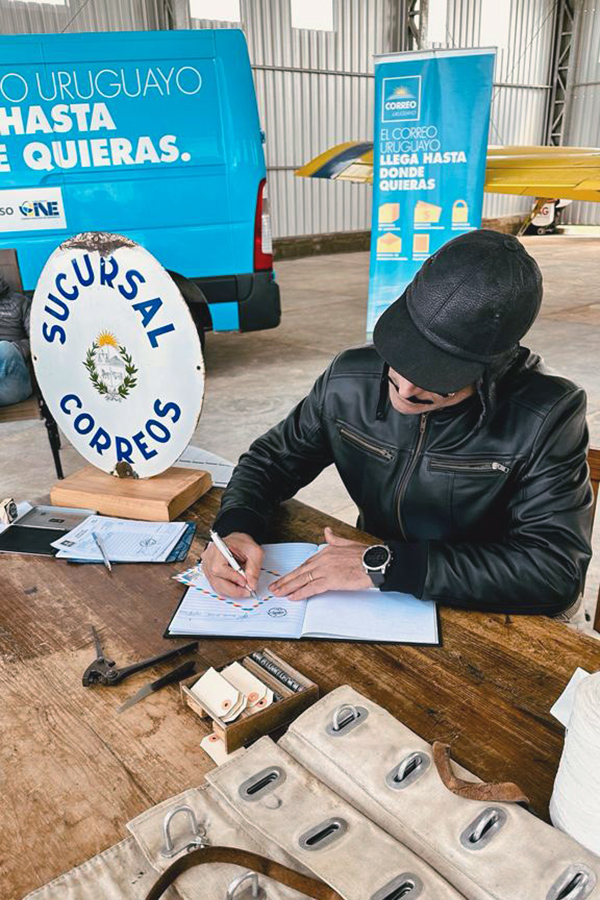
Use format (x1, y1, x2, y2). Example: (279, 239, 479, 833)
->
(82, 625, 198, 687)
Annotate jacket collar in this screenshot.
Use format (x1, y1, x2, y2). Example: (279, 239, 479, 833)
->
(376, 346, 535, 430)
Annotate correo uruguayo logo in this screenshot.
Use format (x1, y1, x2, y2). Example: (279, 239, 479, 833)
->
(382, 75, 422, 123)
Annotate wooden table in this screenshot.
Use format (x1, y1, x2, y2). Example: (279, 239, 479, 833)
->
(2, 490, 600, 899)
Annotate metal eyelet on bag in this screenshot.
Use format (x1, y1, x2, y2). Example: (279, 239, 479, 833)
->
(386, 752, 430, 790)
(226, 871, 267, 900)
(325, 703, 368, 736)
(370, 873, 424, 899)
(160, 805, 208, 858)
(239, 766, 286, 802)
(298, 817, 348, 851)
(459, 807, 507, 850)
(546, 865, 597, 900)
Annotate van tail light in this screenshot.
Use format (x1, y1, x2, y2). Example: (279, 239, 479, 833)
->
(254, 178, 273, 271)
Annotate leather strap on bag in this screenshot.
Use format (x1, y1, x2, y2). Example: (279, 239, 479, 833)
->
(143, 845, 345, 900)
(432, 742, 529, 806)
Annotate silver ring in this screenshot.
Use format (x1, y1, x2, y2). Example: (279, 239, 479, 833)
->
(307, 571, 314, 582)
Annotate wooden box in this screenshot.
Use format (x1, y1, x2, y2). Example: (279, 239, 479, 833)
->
(180, 648, 319, 753)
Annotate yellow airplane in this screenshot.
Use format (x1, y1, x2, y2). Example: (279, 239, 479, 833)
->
(296, 142, 600, 205)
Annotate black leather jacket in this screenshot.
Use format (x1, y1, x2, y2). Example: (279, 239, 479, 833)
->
(214, 345, 593, 615)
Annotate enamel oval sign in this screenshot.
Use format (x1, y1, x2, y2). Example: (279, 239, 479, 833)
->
(31, 232, 204, 478)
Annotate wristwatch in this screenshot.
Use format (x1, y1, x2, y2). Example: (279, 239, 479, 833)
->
(362, 543, 393, 587)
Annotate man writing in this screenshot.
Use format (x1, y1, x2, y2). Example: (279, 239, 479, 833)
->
(0, 272, 32, 407)
(202, 231, 593, 616)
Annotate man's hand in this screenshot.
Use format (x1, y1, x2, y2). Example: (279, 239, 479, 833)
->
(269, 527, 372, 601)
(201, 532, 263, 598)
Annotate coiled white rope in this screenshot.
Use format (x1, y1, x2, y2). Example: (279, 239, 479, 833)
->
(550, 671, 600, 855)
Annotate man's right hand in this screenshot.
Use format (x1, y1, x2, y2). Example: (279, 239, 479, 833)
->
(201, 532, 264, 598)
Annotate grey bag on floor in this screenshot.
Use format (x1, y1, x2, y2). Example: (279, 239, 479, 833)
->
(206, 735, 466, 900)
(279, 685, 600, 900)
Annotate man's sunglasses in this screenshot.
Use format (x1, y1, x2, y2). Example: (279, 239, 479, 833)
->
(386, 375, 455, 399)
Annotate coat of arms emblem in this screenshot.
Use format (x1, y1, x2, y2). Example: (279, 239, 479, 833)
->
(83, 331, 138, 401)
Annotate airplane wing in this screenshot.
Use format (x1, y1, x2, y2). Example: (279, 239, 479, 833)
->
(295, 142, 600, 203)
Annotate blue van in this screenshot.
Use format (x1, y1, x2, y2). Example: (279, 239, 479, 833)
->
(0, 29, 280, 339)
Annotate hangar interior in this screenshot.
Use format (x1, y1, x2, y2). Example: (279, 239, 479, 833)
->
(1, 0, 600, 623)
(4, 7, 600, 900)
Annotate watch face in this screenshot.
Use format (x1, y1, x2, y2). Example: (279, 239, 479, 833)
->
(364, 545, 389, 569)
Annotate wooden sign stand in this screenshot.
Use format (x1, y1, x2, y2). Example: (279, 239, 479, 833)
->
(50, 465, 212, 521)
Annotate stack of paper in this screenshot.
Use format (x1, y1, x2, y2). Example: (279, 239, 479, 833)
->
(51, 515, 188, 563)
(175, 445, 234, 488)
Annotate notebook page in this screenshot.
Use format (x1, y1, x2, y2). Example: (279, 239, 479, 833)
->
(168, 543, 317, 638)
(302, 589, 439, 644)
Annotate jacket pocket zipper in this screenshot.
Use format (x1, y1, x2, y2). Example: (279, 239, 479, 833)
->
(430, 459, 510, 474)
(339, 426, 394, 460)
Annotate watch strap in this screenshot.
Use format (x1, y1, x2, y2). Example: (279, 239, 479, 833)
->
(368, 570, 386, 587)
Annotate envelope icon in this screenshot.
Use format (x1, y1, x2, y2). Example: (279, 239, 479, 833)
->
(414, 200, 442, 224)
(377, 232, 402, 254)
(378, 202, 400, 224)
(413, 233, 430, 254)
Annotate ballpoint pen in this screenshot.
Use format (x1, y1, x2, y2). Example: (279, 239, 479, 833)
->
(92, 531, 112, 573)
(209, 529, 259, 601)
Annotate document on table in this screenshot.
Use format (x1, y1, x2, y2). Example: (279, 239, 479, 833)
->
(175, 444, 235, 487)
(51, 515, 187, 563)
(167, 543, 439, 645)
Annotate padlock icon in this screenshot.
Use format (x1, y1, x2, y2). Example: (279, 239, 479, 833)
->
(452, 199, 469, 224)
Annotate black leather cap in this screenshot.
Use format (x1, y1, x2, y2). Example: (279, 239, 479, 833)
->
(373, 230, 542, 393)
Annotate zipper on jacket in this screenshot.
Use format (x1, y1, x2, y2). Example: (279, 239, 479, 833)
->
(339, 426, 394, 460)
(396, 413, 428, 541)
(429, 460, 510, 474)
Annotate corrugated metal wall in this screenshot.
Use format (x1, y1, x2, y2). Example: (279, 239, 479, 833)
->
(428, 0, 557, 220)
(0, 0, 563, 236)
(175, 0, 407, 237)
(0, 0, 166, 33)
(563, 2, 600, 225)
(182, 0, 558, 231)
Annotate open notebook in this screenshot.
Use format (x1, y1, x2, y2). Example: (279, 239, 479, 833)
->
(166, 543, 439, 645)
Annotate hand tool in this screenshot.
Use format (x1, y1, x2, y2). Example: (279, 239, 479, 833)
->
(117, 658, 197, 713)
(82, 624, 198, 687)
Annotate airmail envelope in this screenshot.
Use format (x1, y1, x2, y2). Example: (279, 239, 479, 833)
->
(378, 202, 400, 224)
(377, 232, 402, 254)
(414, 200, 442, 224)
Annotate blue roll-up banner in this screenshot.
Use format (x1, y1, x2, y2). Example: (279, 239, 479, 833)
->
(367, 48, 496, 337)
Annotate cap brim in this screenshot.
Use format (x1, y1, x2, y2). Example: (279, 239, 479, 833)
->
(372, 291, 485, 394)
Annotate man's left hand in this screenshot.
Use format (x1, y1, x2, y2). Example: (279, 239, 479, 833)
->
(269, 527, 372, 601)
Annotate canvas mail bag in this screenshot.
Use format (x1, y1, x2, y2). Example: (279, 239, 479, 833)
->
(279, 685, 600, 900)
(23, 780, 321, 900)
(23, 739, 462, 900)
(206, 735, 466, 900)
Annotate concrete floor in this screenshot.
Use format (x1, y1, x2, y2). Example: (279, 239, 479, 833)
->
(2, 236, 599, 619)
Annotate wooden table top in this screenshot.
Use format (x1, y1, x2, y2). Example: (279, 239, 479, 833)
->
(2, 489, 600, 898)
